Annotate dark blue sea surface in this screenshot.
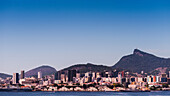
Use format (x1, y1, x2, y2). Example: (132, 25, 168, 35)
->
(0, 91, 170, 96)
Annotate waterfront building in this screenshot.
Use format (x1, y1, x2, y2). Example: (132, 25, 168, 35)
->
(156, 76, 160, 82)
(118, 72, 122, 84)
(54, 80, 61, 84)
(138, 77, 143, 82)
(161, 77, 167, 83)
(151, 76, 153, 82)
(85, 76, 89, 83)
(121, 78, 126, 84)
(97, 77, 101, 82)
(76, 72, 80, 79)
(54, 72, 61, 80)
(54, 72, 58, 80)
(68, 70, 76, 82)
(38, 71, 42, 79)
(111, 77, 117, 83)
(92, 72, 96, 82)
(160, 73, 167, 83)
(135, 77, 138, 82)
(126, 78, 130, 83)
(149, 76, 151, 82)
(128, 83, 140, 90)
(131, 77, 135, 83)
(85, 72, 90, 77)
(13, 73, 19, 84)
(147, 76, 149, 82)
(147, 76, 152, 83)
(92, 72, 96, 78)
(143, 77, 147, 82)
(61, 73, 66, 83)
(96, 72, 101, 78)
(101, 72, 106, 77)
(125, 72, 129, 77)
(20, 70, 25, 79)
(153, 76, 156, 82)
(167, 78, 170, 84)
(121, 71, 124, 78)
(105, 71, 109, 78)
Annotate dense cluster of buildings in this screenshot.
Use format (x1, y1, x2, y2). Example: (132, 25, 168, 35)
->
(0, 70, 170, 91)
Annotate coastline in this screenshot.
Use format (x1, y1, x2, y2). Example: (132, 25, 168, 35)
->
(0, 88, 163, 92)
(1, 88, 170, 92)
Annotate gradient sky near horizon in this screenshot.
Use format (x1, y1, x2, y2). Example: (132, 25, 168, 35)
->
(0, 0, 170, 74)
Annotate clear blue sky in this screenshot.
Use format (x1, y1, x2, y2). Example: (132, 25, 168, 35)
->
(0, 0, 170, 74)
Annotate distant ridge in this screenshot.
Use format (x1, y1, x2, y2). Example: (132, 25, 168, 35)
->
(113, 49, 170, 74)
(25, 65, 57, 77)
(59, 63, 114, 74)
(0, 73, 12, 79)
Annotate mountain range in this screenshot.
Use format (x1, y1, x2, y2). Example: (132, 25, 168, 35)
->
(1, 49, 170, 79)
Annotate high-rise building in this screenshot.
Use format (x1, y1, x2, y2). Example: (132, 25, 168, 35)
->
(156, 76, 160, 82)
(61, 73, 66, 82)
(148, 76, 152, 82)
(121, 71, 124, 78)
(38, 71, 42, 79)
(147, 76, 149, 82)
(13, 73, 19, 84)
(161, 78, 167, 83)
(96, 72, 100, 78)
(54, 72, 58, 80)
(68, 70, 76, 82)
(118, 72, 122, 84)
(20, 70, 25, 79)
(54, 72, 61, 80)
(153, 76, 156, 82)
(92, 72, 96, 78)
(131, 77, 135, 82)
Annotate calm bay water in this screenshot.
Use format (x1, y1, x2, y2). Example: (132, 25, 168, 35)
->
(0, 91, 170, 96)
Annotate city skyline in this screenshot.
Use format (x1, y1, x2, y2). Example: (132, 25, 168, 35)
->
(1, 48, 170, 75)
(1, 0, 170, 74)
